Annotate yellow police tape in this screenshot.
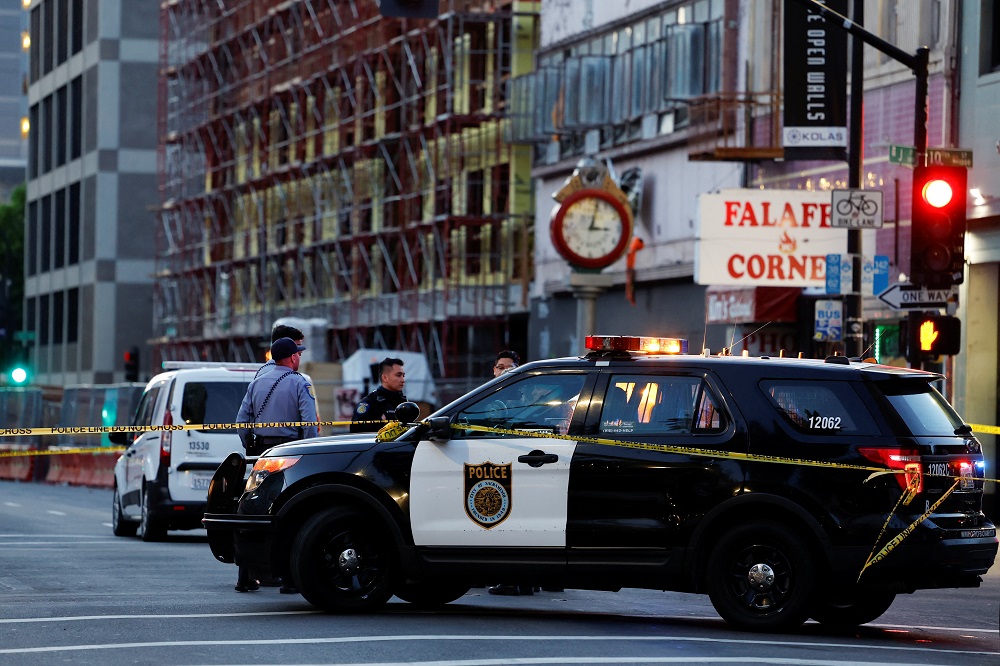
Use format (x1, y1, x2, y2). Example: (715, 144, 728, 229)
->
(1, 417, 996, 579)
(968, 423, 1000, 435)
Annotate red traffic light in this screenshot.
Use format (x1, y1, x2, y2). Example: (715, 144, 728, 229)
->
(910, 165, 967, 289)
(920, 179, 953, 208)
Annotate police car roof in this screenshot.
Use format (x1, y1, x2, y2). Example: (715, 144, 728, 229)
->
(516, 352, 942, 381)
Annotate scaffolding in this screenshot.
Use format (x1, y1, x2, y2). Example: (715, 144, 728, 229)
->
(154, 0, 539, 380)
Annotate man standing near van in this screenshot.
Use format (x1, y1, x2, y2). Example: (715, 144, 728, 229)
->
(234, 337, 319, 593)
(237, 337, 319, 455)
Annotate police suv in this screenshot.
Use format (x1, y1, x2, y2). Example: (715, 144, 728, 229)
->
(204, 336, 997, 631)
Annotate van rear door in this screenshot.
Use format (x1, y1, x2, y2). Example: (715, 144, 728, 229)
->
(168, 375, 252, 503)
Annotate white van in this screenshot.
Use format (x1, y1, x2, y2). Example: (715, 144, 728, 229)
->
(110, 362, 261, 541)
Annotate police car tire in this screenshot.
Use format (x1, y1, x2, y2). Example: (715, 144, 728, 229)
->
(290, 507, 396, 612)
(810, 590, 896, 628)
(111, 485, 138, 537)
(393, 581, 471, 607)
(139, 485, 167, 542)
(705, 521, 816, 631)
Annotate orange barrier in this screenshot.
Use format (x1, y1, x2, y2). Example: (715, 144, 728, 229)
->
(0, 447, 34, 482)
(79, 452, 116, 488)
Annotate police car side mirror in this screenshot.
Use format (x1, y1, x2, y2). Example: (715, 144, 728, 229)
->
(393, 401, 420, 424)
(427, 416, 452, 442)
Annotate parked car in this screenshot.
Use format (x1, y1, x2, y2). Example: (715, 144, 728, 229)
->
(204, 336, 997, 631)
(110, 362, 261, 541)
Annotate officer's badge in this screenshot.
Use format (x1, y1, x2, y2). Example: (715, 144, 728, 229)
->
(356, 402, 369, 414)
(464, 461, 512, 529)
(307, 384, 315, 399)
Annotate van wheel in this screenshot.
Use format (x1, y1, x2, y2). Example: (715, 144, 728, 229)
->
(811, 590, 896, 628)
(706, 521, 815, 631)
(394, 581, 470, 606)
(139, 486, 166, 542)
(290, 508, 395, 612)
(111, 486, 138, 537)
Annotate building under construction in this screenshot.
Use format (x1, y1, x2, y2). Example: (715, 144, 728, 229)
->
(155, 0, 539, 381)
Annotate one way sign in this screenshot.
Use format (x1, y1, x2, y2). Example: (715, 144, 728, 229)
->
(877, 284, 956, 310)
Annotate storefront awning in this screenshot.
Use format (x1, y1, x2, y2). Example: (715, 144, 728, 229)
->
(705, 286, 800, 324)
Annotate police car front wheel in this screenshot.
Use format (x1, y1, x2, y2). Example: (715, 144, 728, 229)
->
(290, 507, 396, 612)
(810, 589, 896, 628)
(705, 521, 816, 631)
(394, 581, 470, 607)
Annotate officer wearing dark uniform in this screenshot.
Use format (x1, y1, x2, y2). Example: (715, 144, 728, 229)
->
(351, 357, 406, 433)
(234, 337, 319, 594)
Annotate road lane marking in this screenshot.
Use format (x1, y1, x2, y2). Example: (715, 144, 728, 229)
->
(45, 510, 67, 516)
(0, 634, 996, 658)
(3, 502, 21, 507)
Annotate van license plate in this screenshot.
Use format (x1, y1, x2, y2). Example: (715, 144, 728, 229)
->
(191, 474, 212, 490)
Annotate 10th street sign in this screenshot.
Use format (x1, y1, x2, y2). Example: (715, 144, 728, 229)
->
(877, 284, 956, 310)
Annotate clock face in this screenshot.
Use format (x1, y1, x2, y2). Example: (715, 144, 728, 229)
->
(551, 189, 632, 269)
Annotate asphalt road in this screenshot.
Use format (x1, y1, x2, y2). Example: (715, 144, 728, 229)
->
(1, 480, 998, 665)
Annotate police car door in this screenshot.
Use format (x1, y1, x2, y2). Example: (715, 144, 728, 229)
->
(409, 371, 590, 547)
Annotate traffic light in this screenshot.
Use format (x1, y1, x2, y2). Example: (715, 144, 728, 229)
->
(124, 346, 140, 382)
(910, 165, 967, 289)
(8, 364, 29, 385)
(377, 0, 438, 18)
(906, 313, 961, 363)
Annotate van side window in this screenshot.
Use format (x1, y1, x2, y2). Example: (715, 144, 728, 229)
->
(600, 375, 726, 435)
(761, 380, 878, 435)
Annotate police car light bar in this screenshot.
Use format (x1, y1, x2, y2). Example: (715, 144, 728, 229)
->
(585, 335, 689, 354)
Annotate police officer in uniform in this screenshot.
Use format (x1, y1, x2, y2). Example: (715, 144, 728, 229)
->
(234, 337, 319, 593)
(351, 357, 406, 433)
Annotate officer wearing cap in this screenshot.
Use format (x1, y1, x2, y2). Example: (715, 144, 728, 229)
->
(234, 337, 319, 594)
(237, 337, 319, 455)
(350, 357, 406, 433)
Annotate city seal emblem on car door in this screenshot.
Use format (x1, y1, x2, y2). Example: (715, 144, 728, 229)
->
(464, 461, 512, 529)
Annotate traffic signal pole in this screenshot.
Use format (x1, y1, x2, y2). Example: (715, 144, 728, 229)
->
(787, 0, 929, 358)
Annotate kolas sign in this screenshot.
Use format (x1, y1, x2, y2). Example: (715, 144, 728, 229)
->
(696, 190, 866, 288)
(783, 0, 848, 160)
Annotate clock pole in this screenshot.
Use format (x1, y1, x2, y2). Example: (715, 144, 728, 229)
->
(570, 271, 613, 353)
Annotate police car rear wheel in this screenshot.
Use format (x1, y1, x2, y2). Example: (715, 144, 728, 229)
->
(706, 521, 815, 631)
(111, 485, 138, 537)
(394, 581, 470, 607)
(290, 507, 395, 612)
(810, 589, 896, 628)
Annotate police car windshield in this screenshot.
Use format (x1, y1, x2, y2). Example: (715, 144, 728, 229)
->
(879, 380, 963, 436)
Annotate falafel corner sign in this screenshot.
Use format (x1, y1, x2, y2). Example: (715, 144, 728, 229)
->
(695, 189, 873, 287)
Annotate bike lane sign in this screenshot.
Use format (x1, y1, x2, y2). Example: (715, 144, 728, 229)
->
(831, 189, 884, 229)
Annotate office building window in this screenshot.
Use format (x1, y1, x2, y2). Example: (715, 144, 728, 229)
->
(70, 76, 81, 159)
(57, 0, 68, 65)
(53, 290, 64, 345)
(67, 287, 78, 343)
(42, 0, 52, 75)
(71, 0, 82, 55)
(39, 293, 49, 346)
(26, 200, 36, 276)
(68, 182, 80, 265)
(54, 188, 65, 269)
(56, 85, 67, 167)
(40, 195, 50, 273)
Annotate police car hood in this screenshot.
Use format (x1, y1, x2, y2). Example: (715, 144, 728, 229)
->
(264, 432, 379, 457)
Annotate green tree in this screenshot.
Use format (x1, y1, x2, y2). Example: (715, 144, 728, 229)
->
(0, 184, 26, 368)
